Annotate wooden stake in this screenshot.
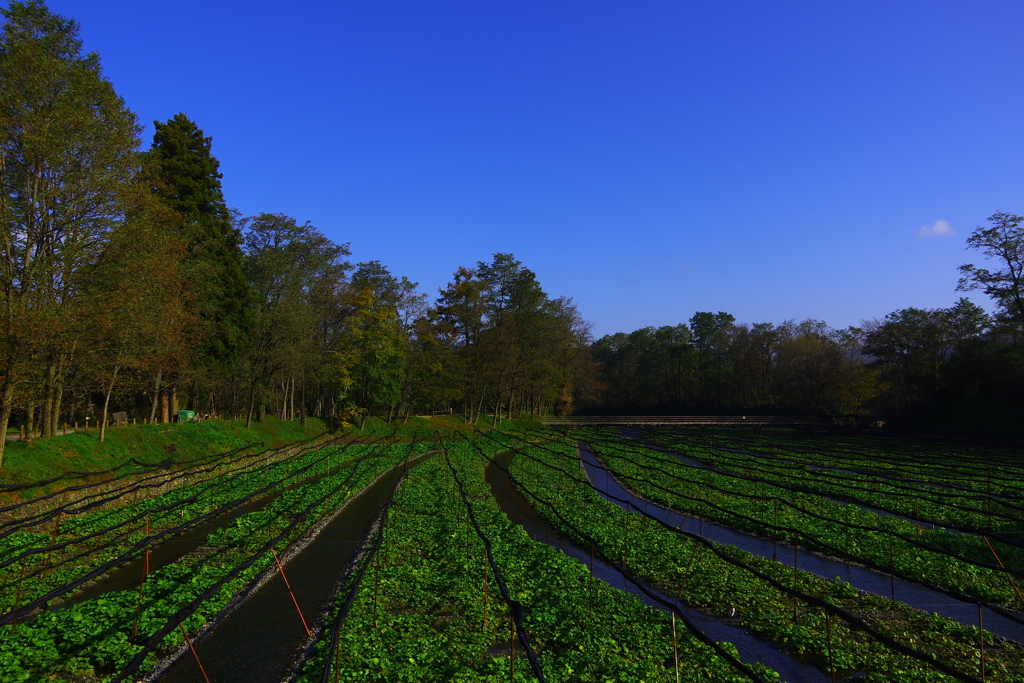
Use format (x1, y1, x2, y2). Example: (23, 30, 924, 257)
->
(982, 535, 1024, 607)
(272, 548, 311, 636)
(672, 612, 680, 683)
(131, 551, 147, 639)
(825, 612, 835, 683)
(979, 604, 986, 682)
(10, 560, 25, 632)
(179, 622, 212, 683)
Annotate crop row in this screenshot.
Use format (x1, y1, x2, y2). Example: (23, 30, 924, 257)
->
(642, 433, 1024, 538)
(655, 427, 1024, 497)
(501, 436, 1023, 682)
(0, 441, 424, 682)
(297, 438, 767, 682)
(0, 435, 377, 616)
(567, 430, 1024, 615)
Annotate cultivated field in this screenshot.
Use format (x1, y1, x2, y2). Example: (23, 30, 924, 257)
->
(1, 425, 1020, 682)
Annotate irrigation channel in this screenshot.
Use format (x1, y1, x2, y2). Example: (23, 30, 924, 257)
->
(577, 441, 1024, 646)
(635, 435, 949, 531)
(60, 439, 372, 611)
(156, 451, 435, 683)
(485, 449, 829, 683)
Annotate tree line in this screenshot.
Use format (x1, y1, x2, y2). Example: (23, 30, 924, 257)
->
(0, 1, 595, 468)
(591, 213, 1024, 430)
(3, 1, 1022, 471)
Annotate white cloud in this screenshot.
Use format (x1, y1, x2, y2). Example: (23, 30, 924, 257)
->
(916, 219, 954, 239)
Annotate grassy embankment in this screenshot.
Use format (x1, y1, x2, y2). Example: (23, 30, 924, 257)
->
(346, 414, 548, 441)
(0, 414, 549, 492)
(0, 417, 331, 491)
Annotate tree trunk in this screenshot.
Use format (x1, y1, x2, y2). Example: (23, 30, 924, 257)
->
(170, 386, 179, 418)
(149, 369, 163, 423)
(474, 387, 486, 425)
(287, 377, 293, 420)
(300, 376, 307, 427)
(26, 404, 34, 442)
(0, 370, 17, 469)
(160, 388, 170, 424)
(51, 382, 64, 436)
(99, 366, 120, 443)
(245, 378, 258, 429)
(279, 379, 286, 420)
(41, 364, 55, 438)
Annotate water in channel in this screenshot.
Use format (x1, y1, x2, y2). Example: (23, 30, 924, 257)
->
(157, 453, 431, 683)
(485, 451, 829, 683)
(634, 437, 947, 530)
(578, 442, 1024, 645)
(61, 444, 364, 611)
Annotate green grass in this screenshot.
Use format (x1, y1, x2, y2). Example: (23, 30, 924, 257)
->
(0, 416, 331, 490)
(0, 413, 551, 500)
(345, 414, 549, 441)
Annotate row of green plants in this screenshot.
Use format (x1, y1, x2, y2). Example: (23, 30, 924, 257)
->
(0, 441, 425, 682)
(647, 427, 1024, 523)
(663, 428, 1024, 497)
(633, 428, 1024, 570)
(708, 428, 1023, 470)
(574, 429, 1024, 612)
(505, 437, 1023, 682)
(626, 426, 1024, 554)
(652, 438, 1024, 536)
(298, 438, 770, 682)
(0, 437, 368, 615)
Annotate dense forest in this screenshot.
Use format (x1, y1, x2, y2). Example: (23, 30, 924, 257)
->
(591, 212, 1024, 428)
(3, 0, 1024, 472)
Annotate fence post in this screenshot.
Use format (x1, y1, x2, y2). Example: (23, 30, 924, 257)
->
(272, 548, 311, 636)
(179, 622, 212, 683)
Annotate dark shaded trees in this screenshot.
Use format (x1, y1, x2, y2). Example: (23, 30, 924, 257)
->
(240, 213, 349, 426)
(592, 316, 873, 416)
(863, 299, 993, 414)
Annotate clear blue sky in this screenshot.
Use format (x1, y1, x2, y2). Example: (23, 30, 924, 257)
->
(41, 0, 1024, 337)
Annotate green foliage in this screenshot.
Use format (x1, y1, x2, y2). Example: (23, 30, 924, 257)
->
(958, 212, 1024, 335)
(596, 427, 1024, 609)
(147, 113, 254, 367)
(300, 440, 766, 682)
(0, 417, 329, 490)
(510, 435, 1023, 682)
(331, 289, 409, 422)
(0, 440, 417, 681)
(0, 0, 142, 466)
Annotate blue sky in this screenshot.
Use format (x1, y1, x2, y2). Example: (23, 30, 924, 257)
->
(41, 1, 1024, 337)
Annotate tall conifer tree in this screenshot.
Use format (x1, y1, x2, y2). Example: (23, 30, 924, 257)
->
(146, 114, 252, 369)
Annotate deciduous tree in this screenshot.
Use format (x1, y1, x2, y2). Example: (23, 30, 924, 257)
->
(0, 0, 139, 464)
(958, 212, 1024, 337)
